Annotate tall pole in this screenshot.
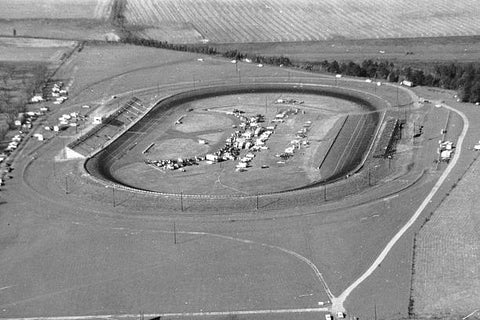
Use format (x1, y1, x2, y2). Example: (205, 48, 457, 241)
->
(265, 96, 267, 115)
(65, 175, 68, 194)
(256, 194, 259, 210)
(324, 184, 327, 201)
(112, 186, 115, 207)
(173, 221, 177, 245)
(180, 191, 184, 212)
(397, 86, 400, 107)
(374, 303, 377, 320)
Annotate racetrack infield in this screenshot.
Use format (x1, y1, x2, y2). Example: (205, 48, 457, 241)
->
(85, 84, 384, 196)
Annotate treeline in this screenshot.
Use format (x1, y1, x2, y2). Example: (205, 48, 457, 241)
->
(406, 64, 480, 103)
(121, 36, 291, 67)
(120, 35, 480, 103)
(298, 59, 480, 102)
(299, 59, 397, 81)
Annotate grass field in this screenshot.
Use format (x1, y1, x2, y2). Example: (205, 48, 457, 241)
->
(122, 0, 480, 44)
(0, 37, 77, 62)
(0, 0, 112, 20)
(408, 89, 480, 318)
(211, 36, 480, 68)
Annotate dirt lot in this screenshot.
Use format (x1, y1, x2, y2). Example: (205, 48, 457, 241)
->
(0, 43, 471, 320)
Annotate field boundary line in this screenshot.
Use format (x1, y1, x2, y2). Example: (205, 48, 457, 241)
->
(0, 307, 328, 320)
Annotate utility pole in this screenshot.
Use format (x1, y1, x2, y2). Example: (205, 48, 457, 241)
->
(396, 85, 399, 107)
(65, 175, 69, 194)
(256, 194, 259, 210)
(324, 184, 327, 201)
(173, 221, 177, 245)
(368, 168, 372, 186)
(112, 186, 115, 207)
(265, 96, 268, 116)
(180, 191, 184, 212)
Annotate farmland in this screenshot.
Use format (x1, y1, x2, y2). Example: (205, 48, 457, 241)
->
(0, 0, 115, 41)
(211, 36, 480, 68)
(0, 0, 112, 20)
(123, 0, 480, 44)
(0, 37, 77, 62)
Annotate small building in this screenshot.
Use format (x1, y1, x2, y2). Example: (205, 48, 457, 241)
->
(440, 150, 452, 161)
(236, 162, 247, 168)
(30, 95, 43, 103)
(205, 154, 219, 162)
(93, 116, 103, 124)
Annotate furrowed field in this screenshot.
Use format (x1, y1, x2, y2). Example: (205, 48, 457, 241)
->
(124, 0, 480, 43)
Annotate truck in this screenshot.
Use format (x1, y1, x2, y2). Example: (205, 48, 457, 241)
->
(401, 80, 414, 87)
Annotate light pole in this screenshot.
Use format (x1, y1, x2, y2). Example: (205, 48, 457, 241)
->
(112, 185, 115, 207)
(65, 175, 69, 194)
(173, 221, 177, 245)
(180, 190, 184, 212)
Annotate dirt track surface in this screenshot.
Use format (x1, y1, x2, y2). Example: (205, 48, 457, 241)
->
(1, 44, 476, 320)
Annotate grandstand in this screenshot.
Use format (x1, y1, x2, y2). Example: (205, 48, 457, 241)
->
(373, 118, 403, 158)
(68, 97, 148, 157)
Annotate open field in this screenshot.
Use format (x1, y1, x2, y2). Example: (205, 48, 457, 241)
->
(0, 0, 115, 41)
(0, 19, 119, 41)
(123, 0, 480, 43)
(412, 166, 480, 316)
(407, 87, 480, 318)
(0, 0, 112, 20)
(0, 37, 77, 62)
(212, 36, 480, 67)
(0, 42, 477, 320)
